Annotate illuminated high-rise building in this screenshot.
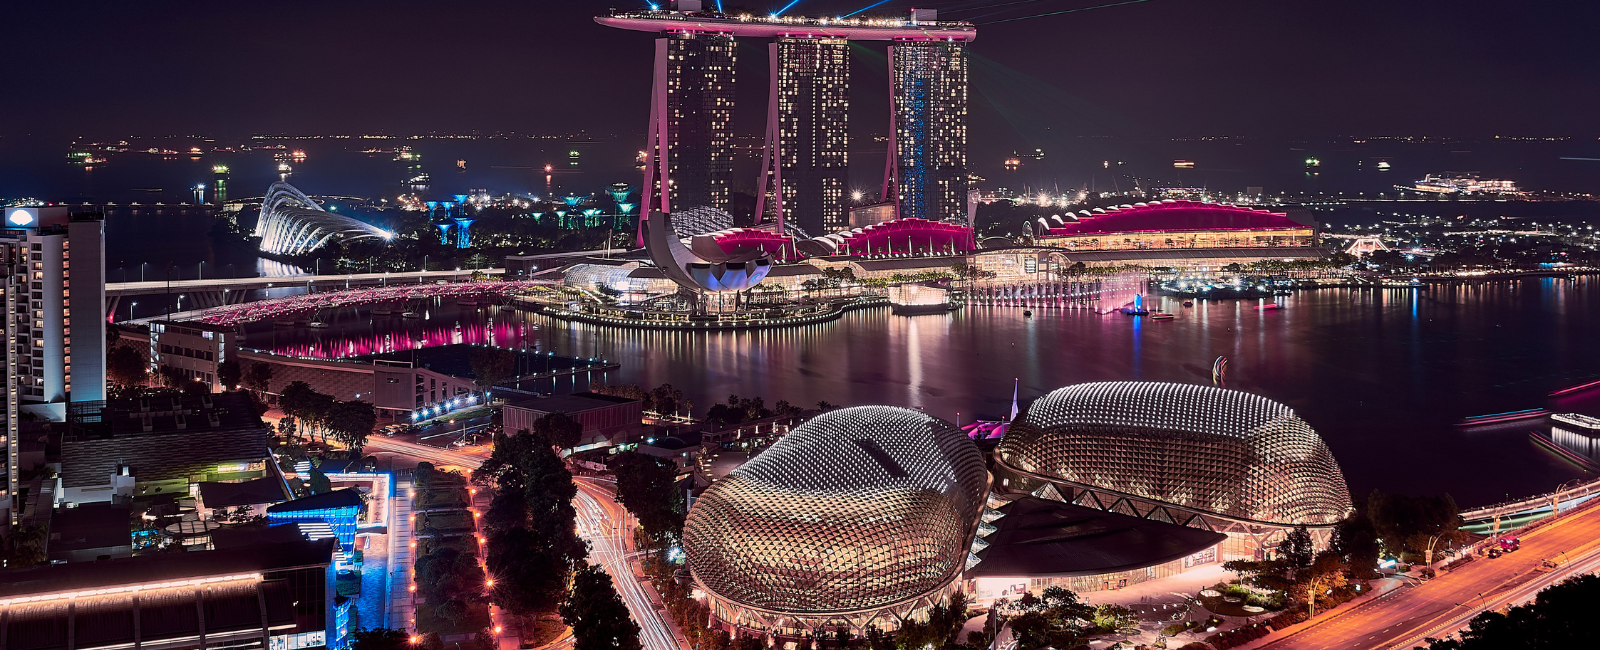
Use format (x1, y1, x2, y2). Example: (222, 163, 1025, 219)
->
(886, 39, 969, 224)
(0, 206, 107, 525)
(645, 31, 736, 219)
(757, 38, 850, 237)
(598, 6, 975, 242)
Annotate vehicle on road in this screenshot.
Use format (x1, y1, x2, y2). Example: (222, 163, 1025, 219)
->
(1487, 547, 1502, 559)
(1499, 536, 1521, 552)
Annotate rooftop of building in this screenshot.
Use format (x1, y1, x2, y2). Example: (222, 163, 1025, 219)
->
(46, 502, 132, 560)
(267, 487, 363, 514)
(969, 494, 1226, 578)
(66, 391, 269, 441)
(0, 538, 335, 599)
(1058, 247, 1331, 262)
(198, 476, 292, 509)
(507, 391, 640, 413)
(597, 8, 977, 41)
(1040, 201, 1309, 236)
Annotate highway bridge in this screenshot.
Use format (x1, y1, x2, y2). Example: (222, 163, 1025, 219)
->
(104, 268, 504, 315)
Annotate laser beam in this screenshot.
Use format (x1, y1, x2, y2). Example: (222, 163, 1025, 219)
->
(844, 0, 895, 18)
(981, 0, 1157, 25)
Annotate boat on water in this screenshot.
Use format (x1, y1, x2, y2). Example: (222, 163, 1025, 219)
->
(371, 307, 394, 316)
(308, 321, 329, 328)
(1182, 301, 1194, 307)
(1150, 312, 1176, 320)
(401, 311, 420, 319)
(1254, 304, 1284, 311)
(273, 319, 295, 327)
(458, 298, 481, 307)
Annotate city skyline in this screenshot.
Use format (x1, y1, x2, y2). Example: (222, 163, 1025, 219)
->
(2, 4, 1599, 650)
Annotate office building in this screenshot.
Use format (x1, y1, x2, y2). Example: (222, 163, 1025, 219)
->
(0, 205, 107, 526)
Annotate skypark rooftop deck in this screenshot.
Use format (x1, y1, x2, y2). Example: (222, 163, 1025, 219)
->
(597, 10, 977, 42)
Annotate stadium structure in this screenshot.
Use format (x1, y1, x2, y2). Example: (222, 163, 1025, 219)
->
(254, 182, 392, 256)
(683, 406, 989, 634)
(993, 382, 1353, 564)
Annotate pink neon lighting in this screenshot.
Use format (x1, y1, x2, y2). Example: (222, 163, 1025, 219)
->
(710, 228, 802, 261)
(264, 320, 535, 360)
(831, 218, 975, 255)
(1041, 201, 1305, 237)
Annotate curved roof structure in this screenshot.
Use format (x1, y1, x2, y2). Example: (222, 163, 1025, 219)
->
(997, 382, 1351, 526)
(797, 217, 975, 257)
(684, 406, 988, 616)
(642, 210, 771, 292)
(1036, 201, 1305, 237)
(255, 182, 392, 256)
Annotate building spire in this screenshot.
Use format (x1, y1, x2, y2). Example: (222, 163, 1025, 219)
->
(1009, 377, 1020, 421)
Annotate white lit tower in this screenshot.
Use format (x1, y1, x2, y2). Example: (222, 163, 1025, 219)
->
(756, 38, 850, 237)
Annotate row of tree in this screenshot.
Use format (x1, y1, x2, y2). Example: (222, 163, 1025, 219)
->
(276, 381, 378, 456)
(590, 382, 691, 417)
(471, 419, 643, 650)
(702, 394, 804, 428)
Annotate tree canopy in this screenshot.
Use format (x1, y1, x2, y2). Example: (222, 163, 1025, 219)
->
(1426, 574, 1600, 649)
(561, 564, 643, 650)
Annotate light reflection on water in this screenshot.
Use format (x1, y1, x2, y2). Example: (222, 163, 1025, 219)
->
(247, 277, 1600, 506)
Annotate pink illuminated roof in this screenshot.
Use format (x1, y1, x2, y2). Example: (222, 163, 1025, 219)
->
(709, 228, 800, 261)
(596, 12, 977, 42)
(1043, 201, 1305, 237)
(824, 218, 975, 255)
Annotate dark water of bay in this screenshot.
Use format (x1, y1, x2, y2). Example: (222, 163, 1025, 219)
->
(247, 277, 1600, 508)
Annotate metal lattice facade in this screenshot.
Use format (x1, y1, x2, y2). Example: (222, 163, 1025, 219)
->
(253, 181, 391, 256)
(997, 382, 1351, 527)
(684, 406, 988, 628)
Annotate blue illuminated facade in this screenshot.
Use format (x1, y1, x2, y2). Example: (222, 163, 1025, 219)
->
(267, 488, 364, 553)
(889, 41, 968, 224)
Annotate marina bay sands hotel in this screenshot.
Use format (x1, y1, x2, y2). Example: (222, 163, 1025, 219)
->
(597, 1, 976, 239)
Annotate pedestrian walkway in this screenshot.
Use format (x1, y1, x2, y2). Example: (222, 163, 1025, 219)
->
(1082, 565, 1233, 607)
(387, 470, 415, 634)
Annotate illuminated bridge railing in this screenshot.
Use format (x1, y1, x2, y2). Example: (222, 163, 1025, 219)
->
(1459, 477, 1600, 534)
(185, 280, 558, 326)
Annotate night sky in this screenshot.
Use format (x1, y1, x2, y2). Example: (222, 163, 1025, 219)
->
(5, 0, 1597, 140)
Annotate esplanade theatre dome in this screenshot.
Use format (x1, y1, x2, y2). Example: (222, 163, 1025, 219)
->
(997, 382, 1351, 527)
(684, 406, 988, 621)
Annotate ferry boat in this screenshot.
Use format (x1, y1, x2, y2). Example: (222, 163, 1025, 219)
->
(1149, 312, 1176, 321)
(371, 306, 394, 316)
(401, 311, 421, 319)
(308, 321, 329, 329)
(1254, 303, 1284, 311)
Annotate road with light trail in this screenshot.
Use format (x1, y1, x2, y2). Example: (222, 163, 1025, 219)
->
(1254, 502, 1600, 650)
(367, 436, 682, 649)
